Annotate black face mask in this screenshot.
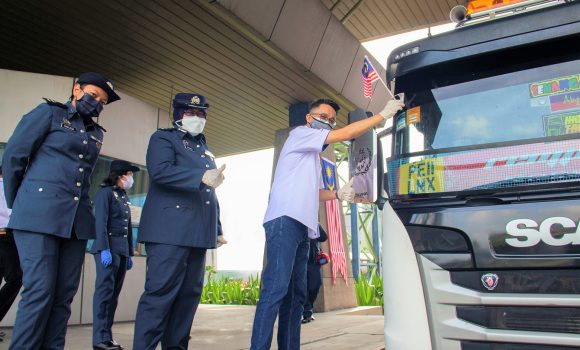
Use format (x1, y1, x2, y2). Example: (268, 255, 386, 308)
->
(75, 92, 103, 118)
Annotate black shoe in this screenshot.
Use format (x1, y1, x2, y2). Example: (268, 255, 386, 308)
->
(93, 340, 121, 350)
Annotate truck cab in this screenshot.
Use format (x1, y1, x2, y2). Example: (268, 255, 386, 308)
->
(377, 1, 580, 349)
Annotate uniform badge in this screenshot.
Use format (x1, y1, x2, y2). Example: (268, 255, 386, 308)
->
(481, 273, 499, 291)
(191, 96, 200, 105)
(113, 191, 119, 200)
(61, 118, 76, 131)
(183, 140, 193, 151)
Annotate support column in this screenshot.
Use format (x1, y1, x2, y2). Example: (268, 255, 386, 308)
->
(350, 202, 360, 281)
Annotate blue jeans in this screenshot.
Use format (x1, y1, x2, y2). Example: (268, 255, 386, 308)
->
(250, 216, 310, 350)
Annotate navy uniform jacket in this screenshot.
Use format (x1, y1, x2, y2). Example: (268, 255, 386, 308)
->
(138, 127, 222, 248)
(308, 225, 328, 264)
(90, 185, 134, 257)
(2, 100, 104, 239)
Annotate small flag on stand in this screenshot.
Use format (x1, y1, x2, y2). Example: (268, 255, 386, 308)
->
(321, 157, 348, 284)
(361, 56, 379, 98)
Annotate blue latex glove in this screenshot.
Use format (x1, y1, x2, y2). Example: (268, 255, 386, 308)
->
(101, 249, 112, 267)
(127, 256, 133, 270)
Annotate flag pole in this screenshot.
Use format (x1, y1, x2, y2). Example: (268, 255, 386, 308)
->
(364, 55, 395, 99)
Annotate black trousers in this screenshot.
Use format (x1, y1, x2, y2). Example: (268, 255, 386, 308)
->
(303, 262, 322, 318)
(0, 232, 23, 321)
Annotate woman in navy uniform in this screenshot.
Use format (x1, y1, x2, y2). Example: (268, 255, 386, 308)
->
(91, 160, 139, 350)
(133, 93, 225, 350)
(1, 72, 120, 350)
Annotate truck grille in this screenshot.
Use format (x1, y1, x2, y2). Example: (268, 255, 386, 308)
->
(457, 306, 580, 334)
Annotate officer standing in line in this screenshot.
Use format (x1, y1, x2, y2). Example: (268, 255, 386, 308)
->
(133, 93, 226, 350)
(1, 72, 120, 350)
(301, 225, 328, 324)
(0, 166, 22, 343)
(90, 160, 139, 350)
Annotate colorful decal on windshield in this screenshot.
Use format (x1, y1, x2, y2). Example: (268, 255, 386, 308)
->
(398, 158, 444, 195)
(544, 112, 580, 137)
(389, 139, 580, 196)
(406, 106, 421, 125)
(550, 90, 580, 112)
(530, 75, 579, 98)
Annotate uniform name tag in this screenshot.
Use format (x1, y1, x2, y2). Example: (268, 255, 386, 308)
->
(205, 150, 215, 160)
(90, 135, 103, 145)
(90, 135, 103, 150)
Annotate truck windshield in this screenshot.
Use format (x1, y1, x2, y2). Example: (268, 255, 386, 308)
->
(387, 59, 580, 198)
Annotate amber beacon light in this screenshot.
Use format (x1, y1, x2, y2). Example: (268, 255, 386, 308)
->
(466, 0, 526, 15)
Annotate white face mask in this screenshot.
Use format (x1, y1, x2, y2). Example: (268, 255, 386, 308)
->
(181, 116, 206, 136)
(120, 175, 134, 190)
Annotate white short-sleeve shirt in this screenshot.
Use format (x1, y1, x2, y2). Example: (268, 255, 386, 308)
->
(263, 126, 330, 239)
(0, 178, 12, 228)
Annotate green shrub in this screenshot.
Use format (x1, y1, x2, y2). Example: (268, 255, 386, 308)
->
(354, 267, 383, 307)
(201, 266, 261, 305)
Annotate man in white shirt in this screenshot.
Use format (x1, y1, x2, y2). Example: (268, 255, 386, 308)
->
(250, 98, 404, 350)
(0, 166, 22, 341)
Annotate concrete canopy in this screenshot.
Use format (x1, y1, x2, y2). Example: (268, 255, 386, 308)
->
(0, 0, 460, 157)
(322, 0, 464, 41)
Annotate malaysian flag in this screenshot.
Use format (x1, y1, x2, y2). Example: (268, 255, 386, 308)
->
(361, 56, 379, 98)
(321, 157, 348, 284)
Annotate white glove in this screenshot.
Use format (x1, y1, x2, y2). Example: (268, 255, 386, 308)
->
(379, 99, 405, 121)
(202, 164, 226, 188)
(337, 178, 355, 202)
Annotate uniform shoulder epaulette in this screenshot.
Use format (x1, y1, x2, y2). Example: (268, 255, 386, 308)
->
(158, 127, 175, 131)
(42, 98, 67, 109)
(93, 121, 107, 133)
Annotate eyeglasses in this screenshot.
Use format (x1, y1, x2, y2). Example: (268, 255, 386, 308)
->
(310, 113, 336, 126)
(183, 109, 207, 118)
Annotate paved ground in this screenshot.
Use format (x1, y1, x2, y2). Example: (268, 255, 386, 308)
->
(0, 305, 385, 350)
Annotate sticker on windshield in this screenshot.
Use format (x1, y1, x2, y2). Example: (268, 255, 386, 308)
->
(529, 75, 579, 98)
(398, 158, 444, 195)
(406, 106, 421, 125)
(544, 112, 580, 137)
(396, 114, 406, 131)
(550, 90, 580, 112)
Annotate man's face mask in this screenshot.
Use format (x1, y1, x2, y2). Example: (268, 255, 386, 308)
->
(76, 91, 104, 118)
(310, 117, 333, 130)
(181, 116, 206, 136)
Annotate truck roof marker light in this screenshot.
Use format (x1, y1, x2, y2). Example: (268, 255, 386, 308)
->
(393, 46, 420, 61)
(466, 0, 526, 16)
